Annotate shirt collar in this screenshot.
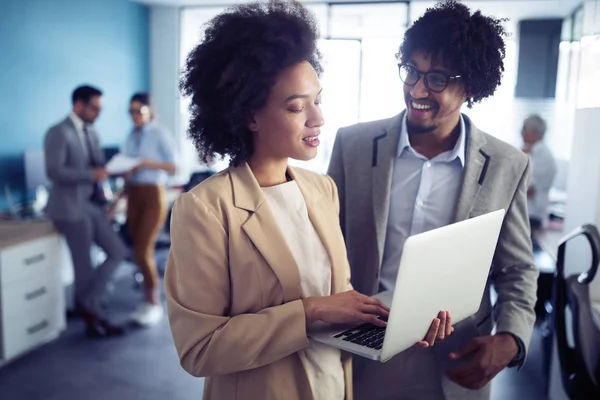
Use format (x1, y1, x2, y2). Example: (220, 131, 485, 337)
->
(530, 140, 544, 152)
(132, 122, 155, 135)
(69, 112, 85, 133)
(397, 114, 466, 167)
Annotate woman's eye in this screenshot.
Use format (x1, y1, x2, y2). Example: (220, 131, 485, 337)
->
(288, 107, 304, 113)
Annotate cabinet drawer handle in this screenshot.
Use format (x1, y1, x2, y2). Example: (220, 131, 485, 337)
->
(25, 287, 47, 301)
(24, 254, 45, 265)
(27, 320, 49, 335)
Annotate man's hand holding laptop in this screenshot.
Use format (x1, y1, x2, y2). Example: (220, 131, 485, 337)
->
(302, 290, 454, 347)
(445, 333, 519, 389)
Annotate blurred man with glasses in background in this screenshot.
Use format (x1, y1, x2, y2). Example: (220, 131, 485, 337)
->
(44, 85, 128, 338)
(327, 1, 538, 399)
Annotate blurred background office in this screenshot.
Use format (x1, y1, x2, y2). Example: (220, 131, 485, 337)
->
(0, 0, 599, 399)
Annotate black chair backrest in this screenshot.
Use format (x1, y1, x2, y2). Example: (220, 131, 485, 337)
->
(554, 224, 600, 398)
(162, 170, 216, 234)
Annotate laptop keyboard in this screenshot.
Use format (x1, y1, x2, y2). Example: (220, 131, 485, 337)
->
(332, 321, 386, 350)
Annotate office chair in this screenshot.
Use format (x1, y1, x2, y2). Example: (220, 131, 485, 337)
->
(554, 224, 600, 399)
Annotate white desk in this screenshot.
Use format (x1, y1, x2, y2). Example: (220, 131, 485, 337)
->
(0, 220, 67, 367)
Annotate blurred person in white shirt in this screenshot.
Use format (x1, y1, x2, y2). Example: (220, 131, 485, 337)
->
(521, 115, 557, 230)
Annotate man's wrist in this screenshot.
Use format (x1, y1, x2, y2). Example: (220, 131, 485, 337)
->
(497, 332, 525, 366)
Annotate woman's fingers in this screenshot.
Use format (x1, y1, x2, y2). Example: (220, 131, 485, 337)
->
(365, 314, 387, 327)
(361, 295, 390, 312)
(359, 304, 390, 319)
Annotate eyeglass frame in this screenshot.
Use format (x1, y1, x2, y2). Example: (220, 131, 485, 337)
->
(84, 102, 102, 114)
(397, 63, 462, 93)
(128, 105, 150, 116)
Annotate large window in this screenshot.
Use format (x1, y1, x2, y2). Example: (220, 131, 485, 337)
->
(179, 2, 409, 174)
(577, 35, 600, 109)
(179, 6, 228, 173)
(178, 2, 585, 178)
(461, 39, 522, 147)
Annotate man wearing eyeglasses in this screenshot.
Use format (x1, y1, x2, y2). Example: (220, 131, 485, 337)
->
(45, 85, 128, 338)
(327, 2, 538, 399)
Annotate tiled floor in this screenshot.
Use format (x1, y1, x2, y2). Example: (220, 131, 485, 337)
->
(0, 256, 205, 400)
(0, 256, 549, 400)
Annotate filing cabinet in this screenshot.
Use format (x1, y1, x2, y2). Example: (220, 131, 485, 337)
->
(0, 221, 66, 366)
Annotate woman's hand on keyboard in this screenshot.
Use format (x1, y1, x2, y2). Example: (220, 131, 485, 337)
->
(302, 290, 390, 327)
(414, 310, 454, 348)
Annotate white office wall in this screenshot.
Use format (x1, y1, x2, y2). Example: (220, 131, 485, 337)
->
(559, 3, 600, 292)
(563, 107, 600, 290)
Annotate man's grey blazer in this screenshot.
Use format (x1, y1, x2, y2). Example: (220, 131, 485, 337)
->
(44, 117, 104, 222)
(327, 112, 539, 399)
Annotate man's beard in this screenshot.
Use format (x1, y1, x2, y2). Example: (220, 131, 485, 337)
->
(407, 120, 437, 134)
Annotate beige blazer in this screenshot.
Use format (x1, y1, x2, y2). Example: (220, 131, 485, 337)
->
(165, 162, 353, 400)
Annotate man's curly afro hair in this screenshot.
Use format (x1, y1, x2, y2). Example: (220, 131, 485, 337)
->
(399, 0, 508, 107)
(180, 0, 322, 167)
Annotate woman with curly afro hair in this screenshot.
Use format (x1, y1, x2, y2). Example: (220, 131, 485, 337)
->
(328, 1, 539, 400)
(165, 2, 446, 399)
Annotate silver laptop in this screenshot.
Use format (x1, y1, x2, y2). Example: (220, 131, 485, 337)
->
(309, 209, 506, 362)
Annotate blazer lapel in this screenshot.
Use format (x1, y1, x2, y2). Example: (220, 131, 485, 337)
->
(453, 115, 491, 222)
(372, 113, 403, 264)
(291, 169, 346, 294)
(233, 163, 302, 303)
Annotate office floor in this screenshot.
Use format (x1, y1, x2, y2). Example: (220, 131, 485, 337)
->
(0, 254, 548, 400)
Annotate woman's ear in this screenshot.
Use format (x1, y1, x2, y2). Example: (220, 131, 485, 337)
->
(247, 112, 258, 132)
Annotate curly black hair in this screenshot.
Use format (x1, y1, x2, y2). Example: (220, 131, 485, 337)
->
(399, 0, 508, 107)
(180, 0, 322, 167)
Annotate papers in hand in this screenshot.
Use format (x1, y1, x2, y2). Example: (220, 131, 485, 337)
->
(106, 153, 142, 174)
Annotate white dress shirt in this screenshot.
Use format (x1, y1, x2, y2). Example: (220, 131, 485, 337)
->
(69, 112, 90, 163)
(379, 115, 466, 291)
(263, 181, 345, 400)
(527, 140, 557, 222)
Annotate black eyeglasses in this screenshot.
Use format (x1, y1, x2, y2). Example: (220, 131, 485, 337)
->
(398, 64, 461, 93)
(129, 106, 150, 116)
(85, 103, 101, 113)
